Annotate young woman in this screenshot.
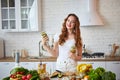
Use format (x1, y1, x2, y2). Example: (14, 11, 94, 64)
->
(42, 13, 82, 73)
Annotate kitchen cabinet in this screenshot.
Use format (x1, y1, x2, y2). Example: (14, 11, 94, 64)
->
(49, 62, 56, 74)
(78, 61, 106, 69)
(0, 62, 14, 79)
(0, 0, 41, 32)
(0, 62, 35, 79)
(106, 61, 120, 80)
(0, 61, 56, 79)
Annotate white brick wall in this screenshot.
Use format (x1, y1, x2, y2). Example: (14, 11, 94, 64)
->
(0, 0, 120, 57)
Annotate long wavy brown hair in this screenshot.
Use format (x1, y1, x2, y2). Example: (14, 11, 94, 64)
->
(59, 13, 82, 48)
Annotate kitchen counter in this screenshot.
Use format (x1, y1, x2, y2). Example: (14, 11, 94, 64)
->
(0, 56, 120, 62)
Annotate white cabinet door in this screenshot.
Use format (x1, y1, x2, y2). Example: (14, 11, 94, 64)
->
(49, 62, 56, 74)
(0, 0, 17, 31)
(106, 61, 120, 80)
(20, 62, 35, 70)
(18, 0, 41, 32)
(78, 61, 106, 69)
(0, 62, 14, 79)
(0, 0, 41, 32)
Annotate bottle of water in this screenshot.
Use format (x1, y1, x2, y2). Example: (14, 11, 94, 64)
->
(15, 50, 20, 67)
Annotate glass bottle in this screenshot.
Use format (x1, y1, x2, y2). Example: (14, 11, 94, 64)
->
(15, 50, 20, 67)
(37, 61, 46, 74)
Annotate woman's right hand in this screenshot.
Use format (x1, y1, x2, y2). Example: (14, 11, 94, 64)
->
(41, 36, 49, 46)
(41, 32, 49, 45)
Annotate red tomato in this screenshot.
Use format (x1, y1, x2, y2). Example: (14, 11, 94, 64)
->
(10, 74, 13, 78)
(16, 71, 21, 74)
(26, 74, 32, 79)
(20, 71, 24, 75)
(10, 74, 16, 78)
(22, 75, 27, 80)
(16, 72, 19, 74)
(13, 75, 17, 78)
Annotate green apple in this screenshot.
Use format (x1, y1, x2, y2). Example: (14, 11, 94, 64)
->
(70, 46, 76, 53)
(41, 32, 48, 38)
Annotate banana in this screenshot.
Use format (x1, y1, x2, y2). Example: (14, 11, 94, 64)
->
(76, 63, 93, 73)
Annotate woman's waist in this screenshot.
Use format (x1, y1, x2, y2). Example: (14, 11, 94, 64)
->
(57, 57, 76, 63)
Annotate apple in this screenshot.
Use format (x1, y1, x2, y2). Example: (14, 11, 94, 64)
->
(41, 32, 47, 38)
(70, 46, 76, 53)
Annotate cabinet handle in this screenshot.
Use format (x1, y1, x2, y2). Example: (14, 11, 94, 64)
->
(113, 62, 120, 64)
(24, 63, 29, 65)
(4, 63, 9, 65)
(89, 63, 94, 64)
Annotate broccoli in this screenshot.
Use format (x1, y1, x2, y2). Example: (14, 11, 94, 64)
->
(87, 67, 106, 80)
(87, 69, 101, 80)
(89, 73, 101, 80)
(94, 67, 105, 76)
(101, 71, 116, 80)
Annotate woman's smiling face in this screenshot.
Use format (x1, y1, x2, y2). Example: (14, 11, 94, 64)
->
(66, 16, 76, 30)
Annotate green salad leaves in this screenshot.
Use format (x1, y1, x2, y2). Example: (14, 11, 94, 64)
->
(87, 67, 116, 80)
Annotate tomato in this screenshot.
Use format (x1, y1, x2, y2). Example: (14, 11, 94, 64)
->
(22, 75, 27, 80)
(10, 74, 16, 78)
(13, 75, 17, 78)
(16, 71, 24, 75)
(26, 74, 32, 79)
(20, 71, 24, 75)
(10, 74, 13, 78)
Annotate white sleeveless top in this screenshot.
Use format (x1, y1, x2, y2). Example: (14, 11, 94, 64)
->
(54, 33, 77, 72)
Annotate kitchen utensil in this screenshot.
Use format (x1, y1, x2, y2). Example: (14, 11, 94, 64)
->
(21, 49, 28, 58)
(0, 38, 4, 58)
(110, 43, 119, 57)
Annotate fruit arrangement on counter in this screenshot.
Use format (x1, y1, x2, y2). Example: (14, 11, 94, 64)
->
(49, 63, 116, 80)
(76, 63, 116, 80)
(2, 67, 41, 80)
(2, 63, 116, 80)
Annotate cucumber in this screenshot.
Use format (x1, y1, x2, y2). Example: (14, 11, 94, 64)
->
(58, 73, 63, 78)
(30, 75, 40, 80)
